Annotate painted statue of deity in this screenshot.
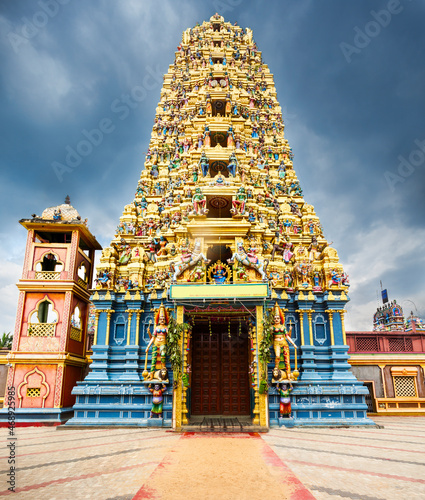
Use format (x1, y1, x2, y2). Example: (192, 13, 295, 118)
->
(149, 383, 167, 418)
(231, 186, 247, 215)
(144, 304, 169, 381)
(272, 303, 295, 380)
(192, 187, 208, 215)
(199, 152, 209, 177)
(278, 382, 293, 418)
(227, 152, 238, 177)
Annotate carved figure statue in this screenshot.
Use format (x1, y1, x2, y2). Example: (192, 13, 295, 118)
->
(144, 304, 169, 381)
(149, 383, 167, 418)
(270, 234, 293, 262)
(172, 238, 210, 281)
(271, 303, 297, 381)
(227, 241, 269, 281)
(231, 186, 247, 215)
(191, 187, 208, 215)
(272, 303, 290, 373)
(227, 152, 238, 177)
(95, 271, 112, 289)
(188, 261, 205, 282)
(278, 382, 293, 418)
(199, 152, 209, 177)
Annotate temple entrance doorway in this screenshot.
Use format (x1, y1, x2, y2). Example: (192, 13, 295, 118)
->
(191, 319, 251, 416)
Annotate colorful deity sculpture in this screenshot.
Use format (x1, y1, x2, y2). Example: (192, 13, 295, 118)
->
(228, 240, 269, 281)
(191, 187, 208, 215)
(277, 382, 293, 418)
(227, 152, 238, 177)
(199, 152, 209, 177)
(144, 304, 169, 381)
(271, 303, 298, 381)
(231, 186, 247, 215)
(149, 383, 167, 418)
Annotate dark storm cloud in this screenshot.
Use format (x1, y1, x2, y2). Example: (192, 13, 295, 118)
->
(0, 0, 424, 332)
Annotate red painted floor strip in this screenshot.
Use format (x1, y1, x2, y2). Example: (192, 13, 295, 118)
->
(132, 447, 177, 500)
(260, 437, 316, 500)
(0, 461, 158, 496)
(286, 459, 425, 484)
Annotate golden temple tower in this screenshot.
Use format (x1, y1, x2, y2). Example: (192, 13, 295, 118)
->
(66, 14, 373, 429)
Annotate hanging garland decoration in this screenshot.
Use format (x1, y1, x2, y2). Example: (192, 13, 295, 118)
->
(258, 308, 273, 392)
(166, 315, 189, 388)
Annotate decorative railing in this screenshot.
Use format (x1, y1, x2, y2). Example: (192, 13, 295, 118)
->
(77, 277, 87, 289)
(35, 271, 61, 280)
(70, 326, 82, 342)
(27, 323, 56, 337)
(376, 397, 425, 412)
(347, 332, 425, 353)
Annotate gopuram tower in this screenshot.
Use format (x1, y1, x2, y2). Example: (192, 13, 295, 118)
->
(67, 14, 373, 428)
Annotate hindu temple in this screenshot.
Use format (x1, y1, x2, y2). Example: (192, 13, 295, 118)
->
(4, 15, 374, 429)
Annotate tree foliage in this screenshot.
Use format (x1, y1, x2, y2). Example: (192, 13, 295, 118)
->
(166, 316, 188, 386)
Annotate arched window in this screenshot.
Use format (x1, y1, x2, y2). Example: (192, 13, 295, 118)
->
(70, 306, 83, 342)
(71, 306, 81, 329)
(28, 297, 58, 337)
(29, 299, 58, 324)
(35, 252, 64, 279)
(77, 263, 87, 282)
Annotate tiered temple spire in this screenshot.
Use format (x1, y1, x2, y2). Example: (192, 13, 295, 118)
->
(95, 13, 349, 297)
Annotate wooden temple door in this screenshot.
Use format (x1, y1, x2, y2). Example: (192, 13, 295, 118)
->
(191, 322, 250, 416)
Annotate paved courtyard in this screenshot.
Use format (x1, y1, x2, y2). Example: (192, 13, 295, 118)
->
(0, 416, 424, 499)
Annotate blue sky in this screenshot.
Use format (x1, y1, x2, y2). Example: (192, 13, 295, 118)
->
(1, 0, 424, 333)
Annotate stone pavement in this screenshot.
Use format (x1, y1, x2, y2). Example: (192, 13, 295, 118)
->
(0, 416, 424, 499)
(263, 416, 425, 500)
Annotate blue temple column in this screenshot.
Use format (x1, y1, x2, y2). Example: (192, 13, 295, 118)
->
(121, 308, 142, 381)
(86, 304, 114, 381)
(328, 308, 356, 381)
(297, 304, 321, 382)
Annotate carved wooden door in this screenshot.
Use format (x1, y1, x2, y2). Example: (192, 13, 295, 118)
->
(191, 323, 250, 415)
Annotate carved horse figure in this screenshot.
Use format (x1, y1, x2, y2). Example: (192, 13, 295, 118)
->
(228, 241, 269, 281)
(95, 271, 112, 289)
(328, 269, 349, 289)
(172, 239, 210, 281)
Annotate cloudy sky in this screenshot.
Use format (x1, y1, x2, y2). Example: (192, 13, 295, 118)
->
(1, 0, 424, 333)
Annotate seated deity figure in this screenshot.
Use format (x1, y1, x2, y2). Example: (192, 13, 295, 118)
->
(144, 304, 169, 381)
(231, 186, 247, 215)
(192, 187, 208, 215)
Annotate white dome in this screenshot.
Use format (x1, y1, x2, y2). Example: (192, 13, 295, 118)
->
(41, 203, 80, 221)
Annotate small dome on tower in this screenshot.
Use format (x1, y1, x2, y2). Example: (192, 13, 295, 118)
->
(41, 196, 81, 221)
